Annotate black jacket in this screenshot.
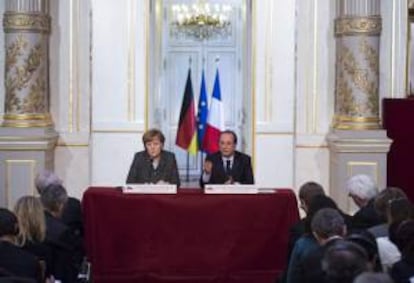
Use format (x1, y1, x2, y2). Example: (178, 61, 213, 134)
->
(126, 150, 180, 187)
(200, 151, 254, 187)
(0, 241, 41, 282)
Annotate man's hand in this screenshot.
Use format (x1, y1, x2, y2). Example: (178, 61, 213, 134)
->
(203, 160, 213, 174)
(224, 176, 234, 184)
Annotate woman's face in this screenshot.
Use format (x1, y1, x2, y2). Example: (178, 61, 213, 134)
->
(145, 137, 163, 159)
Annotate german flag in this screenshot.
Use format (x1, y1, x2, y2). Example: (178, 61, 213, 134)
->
(176, 68, 197, 154)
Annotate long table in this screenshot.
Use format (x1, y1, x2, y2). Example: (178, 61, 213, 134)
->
(83, 187, 299, 283)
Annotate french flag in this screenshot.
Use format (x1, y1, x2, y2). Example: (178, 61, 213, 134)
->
(202, 69, 224, 154)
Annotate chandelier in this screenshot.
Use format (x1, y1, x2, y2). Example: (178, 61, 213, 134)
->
(170, 1, 232, 40)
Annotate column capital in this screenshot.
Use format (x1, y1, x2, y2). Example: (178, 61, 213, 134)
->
(3, 12, 51, 34)
(335, 16, 381, 37)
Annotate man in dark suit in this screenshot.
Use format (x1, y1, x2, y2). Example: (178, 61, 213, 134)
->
(200, 130, 254, 187)
(126, 129, 180, 186)
(41, 184, 84, 283)
(35, 170, 83, 237)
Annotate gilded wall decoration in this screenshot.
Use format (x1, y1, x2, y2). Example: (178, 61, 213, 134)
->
(336, 43, 379, 117)
(359, 39, 379, 75)
(3, 12, 50, 34)
(5, 35, 45, 114)
(335, 16, 381, 37)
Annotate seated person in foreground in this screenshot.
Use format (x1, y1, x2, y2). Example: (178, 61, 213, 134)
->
(0, 208, 41, 282)
(126, 128, 180, 186)
(200, 130, 254, 187)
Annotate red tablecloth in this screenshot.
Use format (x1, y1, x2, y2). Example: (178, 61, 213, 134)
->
(83, 188, 299, 283)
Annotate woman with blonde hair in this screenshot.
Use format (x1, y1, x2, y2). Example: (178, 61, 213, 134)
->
(14, 195, 52, 280)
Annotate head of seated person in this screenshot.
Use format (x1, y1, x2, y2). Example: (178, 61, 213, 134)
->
(298, 181, 325, 214)
(142, 128, 165, 161)
(322, 240, 370, 283)
(346, 174, 378, 209)
(40, 184, 68, 219)
(347, 231, 381, 271)
(304, 195, 340, 234)
(311, 207, 346, 244)
(14, 196, 46, 246)
(34, 170, 63, 195)
(374, 186, 408, 223)
(0, 208, 19, 244)
(218, 130, 238, 158)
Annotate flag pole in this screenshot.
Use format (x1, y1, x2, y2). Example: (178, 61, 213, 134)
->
(185, 56, 192, 183)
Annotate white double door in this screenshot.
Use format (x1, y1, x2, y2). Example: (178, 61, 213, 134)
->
(150, 0, 249, 181)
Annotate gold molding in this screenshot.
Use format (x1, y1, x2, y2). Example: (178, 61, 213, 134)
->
(333, 115, 380, 130)
(2, 113, 53, 127)
(252, 0, 256, 169)
(5, 160, 37, 208)
(312, 0, 319, 134)
(128, 0, 137, 122)
(347, 161, 379, 184)
(3, 12, 50, 34)
(335, 16, 382, 37)
(92, 129, 143, 133)
(4, 113, 51, 120)
(56, 143, 89, 147)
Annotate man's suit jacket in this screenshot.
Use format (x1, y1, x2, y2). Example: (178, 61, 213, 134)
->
(61, 197, 83, 237)
(351, 199, 382, 231)
(200, 151, 254, 187)
(44, 212, 83, 283)
(126, 150, 180, 187)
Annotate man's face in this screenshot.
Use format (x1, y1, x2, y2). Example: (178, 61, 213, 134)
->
(145, 138, 163, 159)
(219, 133, 236, 157)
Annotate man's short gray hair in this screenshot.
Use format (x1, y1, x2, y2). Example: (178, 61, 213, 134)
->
(35, 170, 63, 194)
(40, 184, 68, 213)
(346, 174, 377, 200)
(311, 208, 345, 239)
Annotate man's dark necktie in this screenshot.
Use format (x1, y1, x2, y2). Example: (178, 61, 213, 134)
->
(226, 160, 231, 175)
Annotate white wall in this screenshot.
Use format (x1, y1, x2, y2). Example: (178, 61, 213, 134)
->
(50, 0, 91, 198)
(43, 0, 409, 197)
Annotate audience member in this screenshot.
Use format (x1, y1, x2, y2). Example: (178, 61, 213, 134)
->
(287, 182, 325, 258)
(285, 192, 333, 283)
(41, 184, 83, 282)
(0, 208, 41, 282)
(322, 240, 370, 283)
(390, 220, 414, 283)
(290, 208, 347, 283)
(369, 186, 408, 238)
(370, 187, 408, 271)
(346, 174, 381, 230)
(14, 196, 53, 279)
(35, 170, 83, 237)
(347, 232, 381, 271)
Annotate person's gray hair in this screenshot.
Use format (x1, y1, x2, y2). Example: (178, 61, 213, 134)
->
(353, 272, 393, 283)
(40, 184, 68, 213)
(346, 174, 378, 200)
(35, 170, 63, 194)
(311, 208, 345, 239)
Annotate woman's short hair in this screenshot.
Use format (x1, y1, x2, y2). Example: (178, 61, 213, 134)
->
(34, 170, 63, 194)
(142, 129, 165, 145)
(40, 184, 68, 214)
(346, 174, 377, 201)
(14, 196, 46, 245)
